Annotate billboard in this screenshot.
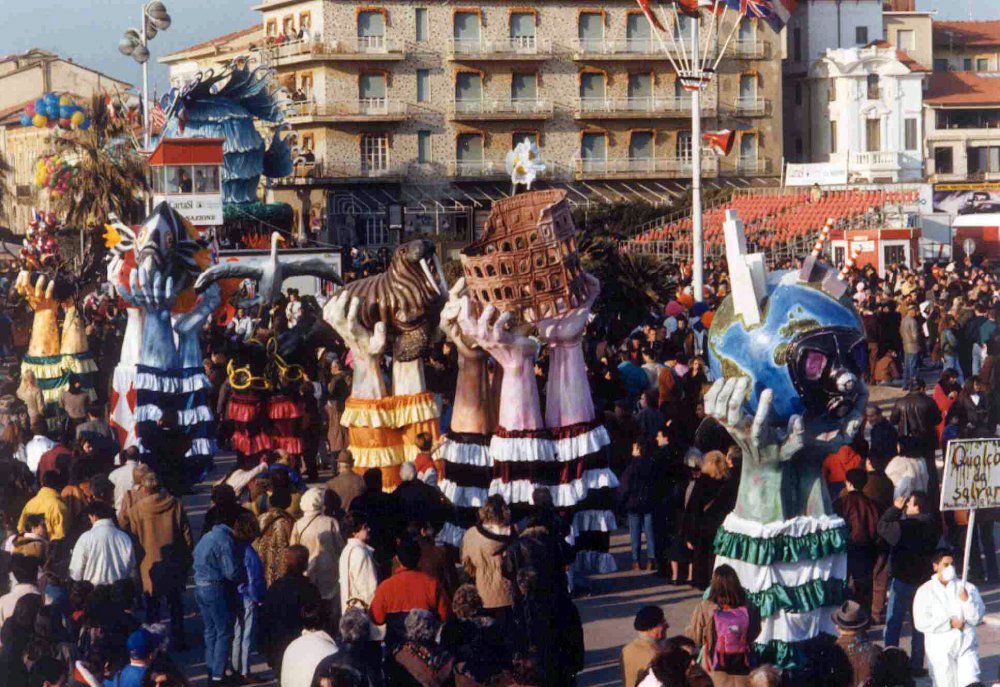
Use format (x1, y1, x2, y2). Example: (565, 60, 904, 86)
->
(152, 193, 224, 226)
(933, 183, 1000, 216)
(940, 438, 1000, 511)
(785, 161, 849, 187)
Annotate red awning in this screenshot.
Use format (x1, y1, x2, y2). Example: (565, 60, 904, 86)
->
(149, 138, 225, 166)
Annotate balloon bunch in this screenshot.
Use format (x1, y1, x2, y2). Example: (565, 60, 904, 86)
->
(34, 154, 77, 198)
(20, 93, 91, 131)
(19, 212, 63, 272)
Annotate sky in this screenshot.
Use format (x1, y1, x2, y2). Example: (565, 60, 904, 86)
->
(0, 0, 998, 95)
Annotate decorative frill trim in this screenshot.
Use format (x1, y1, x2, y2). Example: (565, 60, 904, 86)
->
(581, 468, 619, 490)
(716, 553, 847, 594)
(135, 404, 214, 426)
(489, 435, 556, 463)
(23, 359, 67, 381)
(22, 353, 63, 366)
(40, 387, 65, 404)
(272, 437, 303, 454)
(553, 424, 611, 462)
(489, 478, 584, 508)
(715, 514, 848, 565)
(228, 401, 263, 423)
(439, 479, 489, 508)
(134, 371, 210, 394)
(112, 366, 136, 388)
(754, 606, 838, 645)
(186, 438, 216, 457)
(351, 444, 405, 468)
(440, 438, 492, 467)
(573, 550, 617, 575)
(341, 392, 439, 429)
(232, 432, 272, 456)
(753, 635, 838, 672)
(572, 509, 618, 534)
(268, 398, 303, 420)
(747, 578, 846, 618)
(63, 354, 97, 375)
(437, 521, 466, 548)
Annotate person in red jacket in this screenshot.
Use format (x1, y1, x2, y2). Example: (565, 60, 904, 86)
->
(369, 536, 450, 649)
(823, 443, 863, 498)
(834, 469, 880, 612)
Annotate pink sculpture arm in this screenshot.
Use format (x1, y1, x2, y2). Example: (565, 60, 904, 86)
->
(441, 279, 494, 435)
(323, 291, 388, 400)
(459, 299, 542, 431)
(537, 274, 601, 428)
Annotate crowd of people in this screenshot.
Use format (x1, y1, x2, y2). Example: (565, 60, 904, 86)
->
(0, 251, 997, 687)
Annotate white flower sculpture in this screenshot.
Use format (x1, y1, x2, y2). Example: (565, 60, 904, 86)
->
(505, 138, 546, 190)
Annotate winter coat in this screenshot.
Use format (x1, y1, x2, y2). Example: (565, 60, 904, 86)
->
(461, 523, 514, 609)
(121, 491, 193, 595)
(619, 457, 656, 514)
(255, 507, 296, 586)
(290, 488, 344, 600)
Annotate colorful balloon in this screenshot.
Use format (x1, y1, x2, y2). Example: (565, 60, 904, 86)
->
(70, 110, 84, 126)
(32, 114, 47, 127)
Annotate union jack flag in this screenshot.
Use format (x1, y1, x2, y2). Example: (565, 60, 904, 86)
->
(740, 0, 772, 19)
(726, 0, 797, 32)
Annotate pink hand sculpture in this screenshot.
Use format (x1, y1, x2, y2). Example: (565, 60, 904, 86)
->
(440, 278, 494, 436)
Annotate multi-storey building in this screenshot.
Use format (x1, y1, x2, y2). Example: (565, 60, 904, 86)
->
(0, 50, 131, 232)
(783, 0, 884, 162)
(161, 25, 264, 88)
(933, 20, 1000, 73)
(804, 42, 927, 183)
(164, 0, 783, 244)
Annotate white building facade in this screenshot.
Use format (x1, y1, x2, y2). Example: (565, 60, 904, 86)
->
(806, 44, 925, 182)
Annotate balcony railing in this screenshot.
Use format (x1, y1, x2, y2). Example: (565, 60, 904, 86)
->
(449, 36, 552, 57)
(574, 156, 719, 178)
(288, 99, 407, 119)
(735, 157, 769, 175)
(574, 38, 714, 58)
(451, 98, 553, 118)
(727, 39, 768, 59)
(576, 96, 715, 117)
(850, 151, 902, 170)
(278, 160, 406, 182)
(733, 97, 769, 116)
(263, 36, 404, 62)
(447, 160, 508, 179)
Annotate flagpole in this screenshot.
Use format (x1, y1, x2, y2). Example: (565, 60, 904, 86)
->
(691, 12, 703, 303)
(141, 3, 150, 150)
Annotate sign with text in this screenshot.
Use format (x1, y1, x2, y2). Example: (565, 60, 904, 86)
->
(785, 162, 849, 187)
(940, 438, 1000, 511)
(152, 193, 223, 226)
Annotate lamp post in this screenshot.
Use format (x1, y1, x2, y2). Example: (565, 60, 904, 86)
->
(119, 1, 172, 149)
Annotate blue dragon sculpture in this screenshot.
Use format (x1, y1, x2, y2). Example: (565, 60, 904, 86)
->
(159, 58, 294, 204)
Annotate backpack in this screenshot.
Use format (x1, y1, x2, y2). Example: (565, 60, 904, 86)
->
(711, 606, 751, 671)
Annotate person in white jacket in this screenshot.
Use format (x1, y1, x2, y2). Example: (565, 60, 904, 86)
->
(913, 550, 986, 687)
(280, 602, 337, 687)
(338, 512, 377, 612)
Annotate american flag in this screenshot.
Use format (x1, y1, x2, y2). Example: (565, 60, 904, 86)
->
(150, 100, 167, 132)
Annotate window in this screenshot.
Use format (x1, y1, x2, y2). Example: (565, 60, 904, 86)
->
(364, 216, 388, 246)
(266, 20, 277, 37)
(580, 71, 605, 101)
(629, 131, 654, 160)
(738, 19, 754, 43)
(674, 15, 693, 42)
(904, 118, 917, 151)
(455, 72, 482, 102)
(896, 29, 914, 51)
(512, 73, 537, 102)
(964, 58, 973, 71)
(298, 12, 311, 34)
(934, 58, 949, 71)
(299, 72, 313, 99)
(934, 146, 954, 174)
(161, 165, 221, 194)
(968, 146, 1000, 175)
(358, 10, 386, 49)
(829, 79, 837, 101)
(628, 73, 653, 106)
(740, 132, 758, 160)
(855, 26, 868, 45)
(578, 12, 604, 50)
(793, 27, 802, 62)
(359, 73, 387, 108)
(454, 11, 480, 42)
(415, 8, 428, 42)
(580, 132, 607, 170)
(739, 73, 757, 101)
(416, 69, 429, 102)
(978, 58, 990, 72)
(626, 12, 651, 52)
(456, 133, 484, 165)
(283, 15, 295, 35)
(936, 109, 1000, 129)
(830, 120, 838, 154)
(361, 133, 389, 173)
(865, 118, 881, 152)
(883, 244, 906, 267)
(794, 82, 802, 106)
(866, 74, 880, 99)
(512, 132, 537, 148)
(417, 130, 431, 163)
(510, 12, 535, 48)
(677, 131, 692, 159)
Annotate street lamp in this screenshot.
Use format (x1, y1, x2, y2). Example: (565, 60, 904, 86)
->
(119, 1, 172, 149)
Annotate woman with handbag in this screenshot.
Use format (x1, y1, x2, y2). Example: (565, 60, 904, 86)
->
(459, 495, 515, 631)
(339, 512, 378, 613)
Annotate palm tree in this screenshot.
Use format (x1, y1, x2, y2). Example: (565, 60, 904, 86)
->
(52, 93, 148, 228)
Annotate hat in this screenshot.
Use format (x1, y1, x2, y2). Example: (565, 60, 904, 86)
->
(634, 605, 666, 632)
(831, 600, 870, 631)
(127, 629, 155, 658)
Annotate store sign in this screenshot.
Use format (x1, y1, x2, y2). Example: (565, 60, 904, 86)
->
(785, 162, 849, 187)
(852, 240, 875, 253)
(940, 438, 1000, 511)
(152, 193, 223, 226)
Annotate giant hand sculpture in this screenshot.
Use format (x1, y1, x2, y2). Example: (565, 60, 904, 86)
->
(323, 291, 387, 401)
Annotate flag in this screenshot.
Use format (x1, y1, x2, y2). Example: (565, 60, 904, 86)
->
(636, 0, 667, 32)
(150, 101, 166, 132)
(726, 0, 797, 32)
(703, 129, 736, 156)
(673, 0, 702, 17)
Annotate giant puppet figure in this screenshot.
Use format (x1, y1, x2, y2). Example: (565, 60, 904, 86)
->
(705, 210, 868, 669)
(104, 214, 143, 449)
(16, 212, 97, 424)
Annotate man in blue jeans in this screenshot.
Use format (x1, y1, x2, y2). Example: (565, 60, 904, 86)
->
(877, 491, 940, 677)
(619, 440, 656, 571)
(192, 508, 245, 684)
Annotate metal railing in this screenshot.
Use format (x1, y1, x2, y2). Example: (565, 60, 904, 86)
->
(574, 156, 719, 177)
(735, 157, 769, 175)
(265, 36, 404, 61)
(280, 160, 406, 181)
(449, 36, 552, 56)
(733, 97, 769, 116)
(576, 96, 716, 116)
(727, 40, 768, 59)
(289, 99, 407, 117)
(574, 37, 715, 57)
(451, 98, 553, 116)
(850, 151, 902, 169)
(447, 160, 507, 178)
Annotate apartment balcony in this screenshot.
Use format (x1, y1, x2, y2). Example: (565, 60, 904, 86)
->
(447, 160, 509, 180)
(574, 156, 719, 180)
(726, 40, 769, 59)
(730, 157, 770, 176)
(731, 97, 770, 117)
(450, 98, 553, 121)
(285, 99, 408, 125)
(575, 96, 715, 119)
(847, 151, 906, 182)
(262, 37, 405, 66)
(573, 38, 712, 61)
(448, 36, 552, 61)
(273, 161, 407, 185)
